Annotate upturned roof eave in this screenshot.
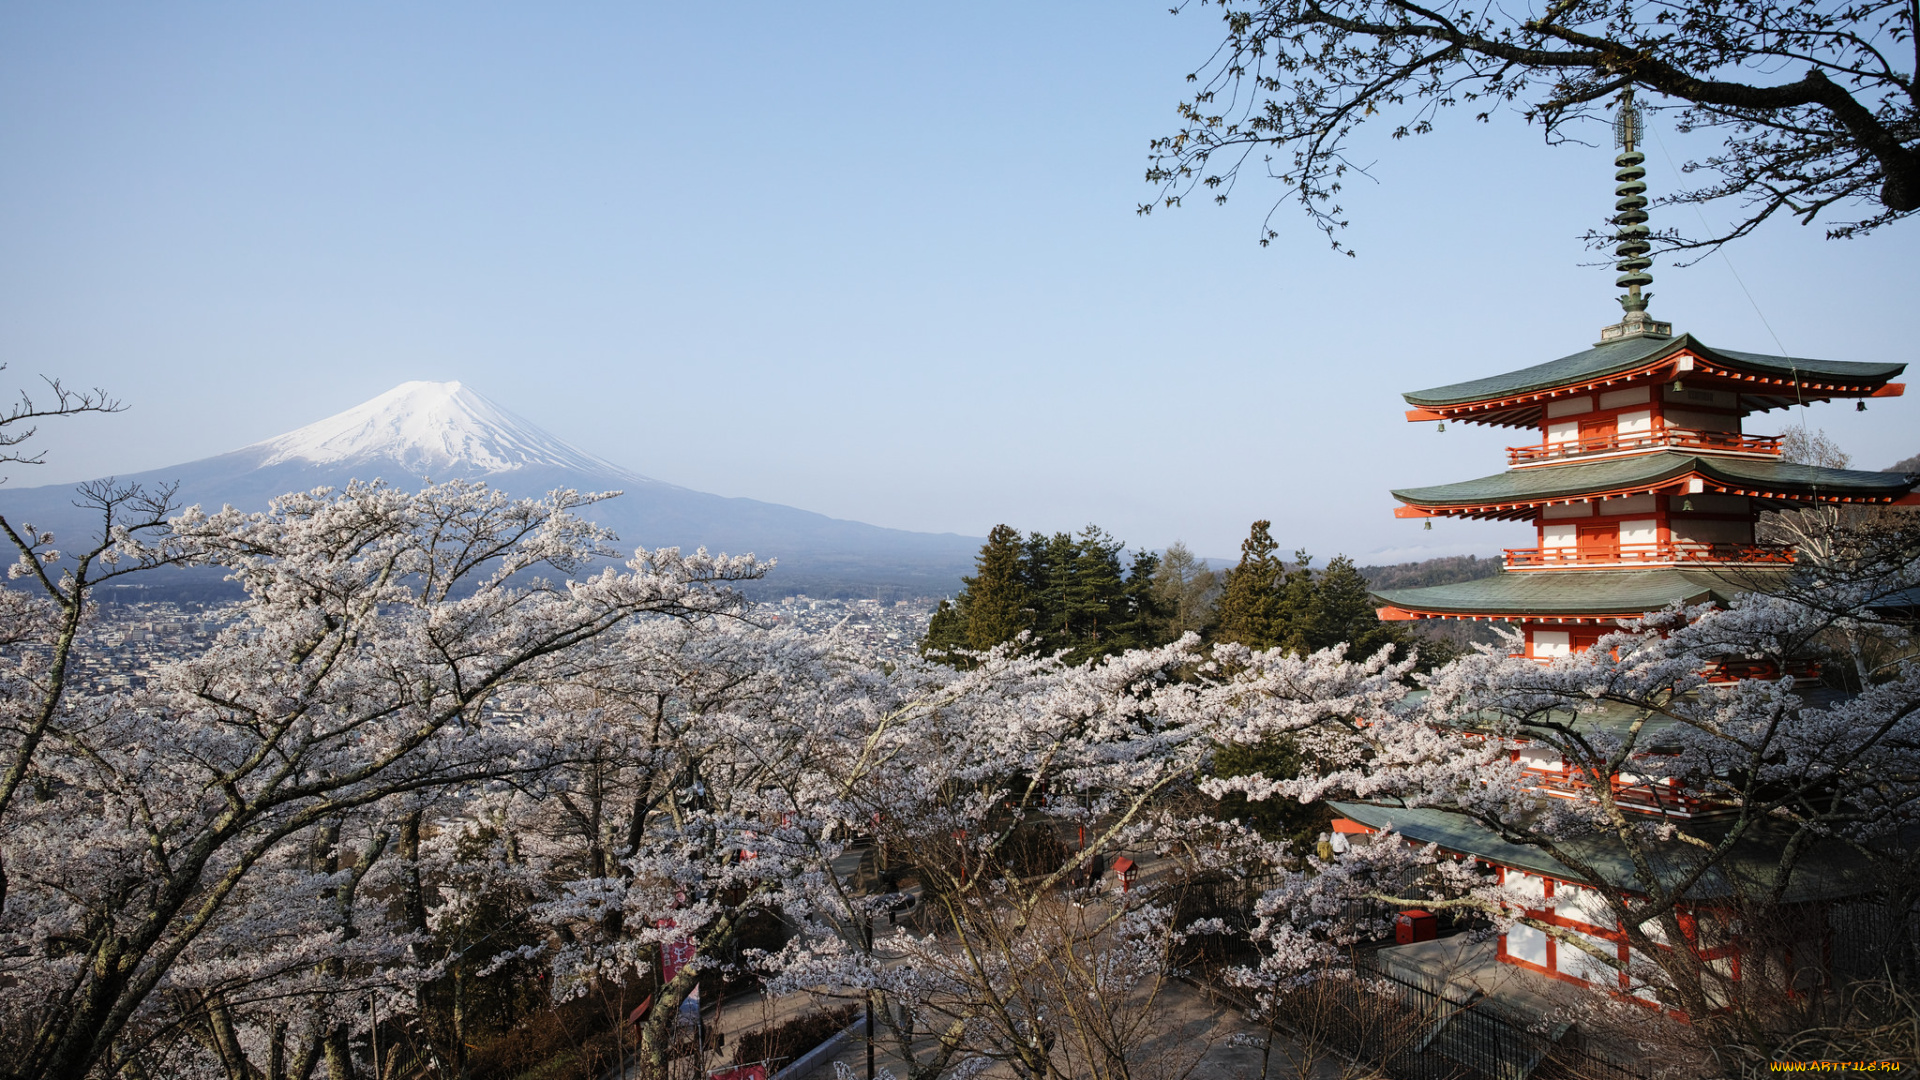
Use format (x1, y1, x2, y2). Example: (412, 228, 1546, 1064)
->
(1401, 333, 1907, 415)
(1390, 453, 1918, 515)
(1403, 334, 1690, 410)
(1366, 567, 1777, 619)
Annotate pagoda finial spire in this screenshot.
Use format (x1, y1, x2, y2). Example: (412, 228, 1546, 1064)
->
(1599, 89, 1672, 343)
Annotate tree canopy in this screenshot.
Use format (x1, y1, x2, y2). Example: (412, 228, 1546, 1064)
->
(1209, 519, 1418, 662)
(927, 519, 1428, 671)
(1146, 0, 1920, 255)
(922, 524, 1170, 664)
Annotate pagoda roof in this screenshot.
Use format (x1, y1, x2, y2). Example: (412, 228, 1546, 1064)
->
(1327, 801, 1876, 903)
(1392, 452, 1917, 520)
(1401, 333, 1906, 427)
(1370, 567, 1768, 620)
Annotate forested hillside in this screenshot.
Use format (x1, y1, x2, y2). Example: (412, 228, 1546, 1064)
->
(1358, 553, 1504, 591)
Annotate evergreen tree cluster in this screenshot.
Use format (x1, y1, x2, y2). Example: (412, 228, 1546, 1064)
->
(1209, 519, 1412, 661)
(921, 518, 1434, 671)
(921, 524, 1167, 665)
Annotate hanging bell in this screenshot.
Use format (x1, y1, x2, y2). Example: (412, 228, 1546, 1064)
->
(1424, 520, 1433, 531)
(1858, 400, 1867, 412)
(1437, 421, 1447, 432)
(1681, 498, 1694, 511)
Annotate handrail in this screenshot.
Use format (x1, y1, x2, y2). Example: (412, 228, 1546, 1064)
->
(1509, 427, 1782, 465)
(1503, 541, 1796, 570)
(1523, 769, 1721, 817)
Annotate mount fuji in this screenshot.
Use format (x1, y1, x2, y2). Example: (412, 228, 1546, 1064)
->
(0, 381, 981, 598)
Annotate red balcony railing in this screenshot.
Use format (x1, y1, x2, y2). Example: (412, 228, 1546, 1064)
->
(1508, 428, 1783, 465)
(1503, 541, 1796, 570)
(1525, 768, 1729, 819)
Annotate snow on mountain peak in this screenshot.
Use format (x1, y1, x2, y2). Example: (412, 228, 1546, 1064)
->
(242, 381, 637, 478)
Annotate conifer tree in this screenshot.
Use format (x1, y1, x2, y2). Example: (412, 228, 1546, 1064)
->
(964, 524, 1033, 651)
(920, 597, 970, 658)
(1028, 530, 1080, 654)
(1210, 520, 1287, 648)
(919, 524, 1182, 663)
(1302, 554, 1406, 659)
(1118, 548, 1171, 651)
(1063, 525, 1127, 659)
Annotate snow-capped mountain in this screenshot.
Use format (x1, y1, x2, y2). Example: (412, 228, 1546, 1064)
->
(238, 381, 642, 479)
(0, 382, 979, 597)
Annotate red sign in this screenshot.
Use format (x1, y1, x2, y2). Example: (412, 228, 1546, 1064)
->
(656, 918, 696, 984)
(711, 1066, 767, 1080)
(662, 938, 696, 983)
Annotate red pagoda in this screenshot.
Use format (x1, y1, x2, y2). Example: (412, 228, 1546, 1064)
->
(1336, 98, 1919, 1001)
(1369, 144, 1913, 663)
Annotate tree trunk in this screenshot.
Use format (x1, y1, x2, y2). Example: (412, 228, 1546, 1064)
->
(323, 1025, 357, 1080)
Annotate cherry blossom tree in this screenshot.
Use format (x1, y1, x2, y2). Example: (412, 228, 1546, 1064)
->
(0, 479, 762, 1080)
(1205, 584, 1920, 1052)
(760, 636, 1417, 1080)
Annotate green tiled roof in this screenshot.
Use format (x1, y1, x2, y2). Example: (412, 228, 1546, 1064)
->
(1370, 568, 1767, 617)
(1407, 690, 1684, 747)
(1327, 802, 1876, 904)
(1392, 453, 1916, 509)
(1404, 333, 1906, 408)
(1395, 686, 1844, 747)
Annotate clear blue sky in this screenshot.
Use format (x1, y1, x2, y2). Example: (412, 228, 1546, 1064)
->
(2, 2, 1914, 564)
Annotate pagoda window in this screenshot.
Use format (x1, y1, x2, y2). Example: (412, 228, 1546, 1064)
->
(1541, 522, 1578, 548)
(1546, 419, 1580, 444)
(1531, 630, 1571, 659)
(1546, 396, 1593, 418)
(1562, 941, 1619, 986)
(1578, 414, 1616, 443)
(1508, 869, 1547, 902)
(1599, 387, 1651, 410)
(1619, 518, 1658, 556)
(1517, 745, 1563, 772)
(1599, 493, 1656, 515)
(1552, 882, 1609, 928)
(1507, 923, 1549, 966)
(1542, 502, 1593, 520)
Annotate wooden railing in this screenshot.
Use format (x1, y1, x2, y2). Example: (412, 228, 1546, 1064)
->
(1503, 541, 1796, 570)
(1508, 428, 1783, 465)
(1525, 768, 1729, 819)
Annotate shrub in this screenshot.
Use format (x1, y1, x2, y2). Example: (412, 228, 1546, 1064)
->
(464, 993, 619, 1080)
(732, 1004, 859, 1069)
(997, 821, 1069, 879)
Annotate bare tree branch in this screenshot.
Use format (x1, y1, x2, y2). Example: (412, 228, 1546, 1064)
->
(1147, 0, 1920, 256)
